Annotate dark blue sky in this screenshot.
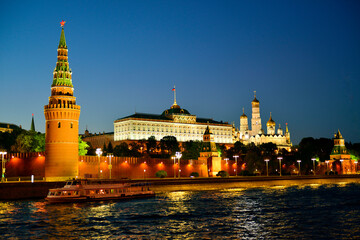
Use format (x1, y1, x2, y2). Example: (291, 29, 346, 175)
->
(1, 0, 359, 145)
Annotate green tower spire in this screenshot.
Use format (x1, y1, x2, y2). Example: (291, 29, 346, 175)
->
(30, 114, 35, 131)
(58, 27, 67, 48)
(52, 21, 73, 87)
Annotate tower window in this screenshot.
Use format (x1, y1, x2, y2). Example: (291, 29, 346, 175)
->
(58, 122, 61, 128)
(47, 123, 49, 129)
(70, 122, 73, 128)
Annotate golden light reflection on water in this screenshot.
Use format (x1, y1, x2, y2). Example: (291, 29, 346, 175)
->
(0, 202, 15, 215)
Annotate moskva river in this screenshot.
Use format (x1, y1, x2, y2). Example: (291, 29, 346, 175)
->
(1, 180, 360, 239)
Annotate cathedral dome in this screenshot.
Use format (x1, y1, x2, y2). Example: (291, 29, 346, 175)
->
(266, 113, 275, 126)
(240, 112, 247, 119)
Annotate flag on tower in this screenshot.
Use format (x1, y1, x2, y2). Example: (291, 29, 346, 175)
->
(172, 87, 175, 91)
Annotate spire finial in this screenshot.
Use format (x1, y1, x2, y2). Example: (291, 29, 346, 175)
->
(242, 107, 244, 114)
(60, 20, 66, 28)
(254, 90, 256, 98)
(172, 85, 176, 105)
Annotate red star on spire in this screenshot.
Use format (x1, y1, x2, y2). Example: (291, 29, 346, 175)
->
(60, 20, 66, 27)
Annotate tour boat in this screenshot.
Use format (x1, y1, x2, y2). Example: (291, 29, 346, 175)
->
(45, 179, 155, 203)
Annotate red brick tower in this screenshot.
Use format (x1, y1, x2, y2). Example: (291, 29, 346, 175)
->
(44, 21, 81, 181)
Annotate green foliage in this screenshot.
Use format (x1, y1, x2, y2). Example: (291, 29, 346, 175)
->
(182, 140, 202, 160)
(146, 136, 157, 154)
(160, 136, 180, 156)
(11, 130, 44, 153)
(34, 133, 45, 152)
(190, 172, 199, 177)
(216, 170, 229, 178)
(155, 170, 168, 178)
(114, 142, 130, 157)
(107, 142, 114, 154)
(78, 136, 89, 156)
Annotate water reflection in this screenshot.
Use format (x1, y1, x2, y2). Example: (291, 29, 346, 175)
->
(1, 180, 360, 239)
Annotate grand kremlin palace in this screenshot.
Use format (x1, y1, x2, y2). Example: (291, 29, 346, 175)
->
(114, 93, 234, 144)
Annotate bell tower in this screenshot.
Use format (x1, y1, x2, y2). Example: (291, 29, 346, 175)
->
(251, 91, 262, 136)
(44, 21, 81, 181)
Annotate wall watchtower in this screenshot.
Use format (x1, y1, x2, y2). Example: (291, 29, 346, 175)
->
(44, 23, 81, 181)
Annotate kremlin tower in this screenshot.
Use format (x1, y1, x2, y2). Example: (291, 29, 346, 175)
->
(44, 21, 81, 181)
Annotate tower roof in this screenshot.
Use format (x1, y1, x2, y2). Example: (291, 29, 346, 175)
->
(58, 27, 67, 49)
(204, 125, 212, 135)
(252, 91, 259, 103)
(334, 129, 343, 139)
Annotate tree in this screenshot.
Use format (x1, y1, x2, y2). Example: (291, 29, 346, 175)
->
(11, 131, 44, 153)
(129, 142, 141, 157)
(107, 142, 114, 154)
(155, 170, 167, 178)
(102, 142, 107, 156)
(160, 136, 180, 156)
(114, 142, 130, 157)
(216, 170, 229, 178)
(182, 140, 202, 160)
(146, 136, 157, 154)
(79, 136, 89, 156)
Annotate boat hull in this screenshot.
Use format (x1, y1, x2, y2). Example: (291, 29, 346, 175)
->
(45, 192, 155, 204)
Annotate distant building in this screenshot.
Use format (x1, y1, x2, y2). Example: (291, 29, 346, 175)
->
(114, 88, 234, 144)
(238, 92, 292, 150)
(0, 122, 21, 133)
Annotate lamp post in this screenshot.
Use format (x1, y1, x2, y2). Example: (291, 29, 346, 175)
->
(233, 155, 239, 176)
(144, 169, 146, 179)
(175, 152, 182, 178)
(355, 161, 358, 173)
(277, 157, 283, 176)
(297, 160, 301, 176)
(172, 156, 176, 178)
(96, 148, 103, 179)
(0, 150, 7, 183)
(325, 160, 329, 171)
(264, 159, 269, 176)
(107, 154, 113, 179)
(340, 159, 344, 174)
(311, 158, 316, 175)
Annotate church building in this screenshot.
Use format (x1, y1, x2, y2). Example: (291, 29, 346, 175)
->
(238, 92, 292, 150)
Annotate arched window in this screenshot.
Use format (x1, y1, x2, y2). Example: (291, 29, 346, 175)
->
(58, 122, 61, 128)
(70, 122, 73, 128)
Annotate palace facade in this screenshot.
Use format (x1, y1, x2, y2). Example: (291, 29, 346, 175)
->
(114, 89, 234, 144)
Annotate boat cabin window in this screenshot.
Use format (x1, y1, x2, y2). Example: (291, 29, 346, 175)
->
(55, 191, 61, 196)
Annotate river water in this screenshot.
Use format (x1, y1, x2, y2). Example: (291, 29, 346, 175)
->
(1, 179, 360, 239)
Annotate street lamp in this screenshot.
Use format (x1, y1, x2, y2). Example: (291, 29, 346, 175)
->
(96, 148, 103, 179)
(311, 158, 316, 175)
(175, 152, 182, 178)
(144, 169, 146, 179)
(277, 157, 283, 176)
(297, 160, 301, 176)
(0, 150, 7, 183)
(233, 155, 239, 176)
(355, 161, 358, 173)
(340, 159, 344, 174)
(264, 159, 270, 176)
(325, 160, 329, 171)
(172, 156, 176, 178)
(107, 153, 113, 179)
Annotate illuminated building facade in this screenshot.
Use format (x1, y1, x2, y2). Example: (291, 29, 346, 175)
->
(0, 123, 20, 133)
(114, 89, 233, 144)
(239, 92, 292, 150)
(328, 130, 356, 174)
(44, 22, 81, 181)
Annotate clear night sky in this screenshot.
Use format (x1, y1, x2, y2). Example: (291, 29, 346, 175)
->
(1, 0, 359, 145)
